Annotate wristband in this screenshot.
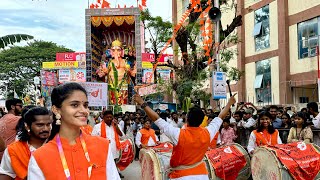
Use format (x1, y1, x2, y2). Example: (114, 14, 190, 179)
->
(141, 102, 148, 109)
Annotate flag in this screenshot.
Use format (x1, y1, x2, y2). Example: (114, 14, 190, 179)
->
(14, 89, 19, 99)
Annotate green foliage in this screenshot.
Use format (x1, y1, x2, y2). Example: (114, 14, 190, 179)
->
(0, 40, 73, 98)
(141, 9, 173, 57)
(192, 89, 211, 108)
(0, 34, 34, 49)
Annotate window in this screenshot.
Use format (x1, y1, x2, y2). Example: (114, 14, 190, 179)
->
(255, 59, 271, 104)
(299, 97, 309, 103)
(298, 17, 319, 59)
(254, 5, 270, 51)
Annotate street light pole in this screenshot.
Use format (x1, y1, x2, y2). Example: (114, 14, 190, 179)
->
(214, 0, 220, 72)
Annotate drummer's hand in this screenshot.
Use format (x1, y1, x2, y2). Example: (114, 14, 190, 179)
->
(133, 94, 144, 106)
(141, 144, 147, 149)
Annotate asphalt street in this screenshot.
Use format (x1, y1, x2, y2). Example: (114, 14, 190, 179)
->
(121, 160, 141, 180)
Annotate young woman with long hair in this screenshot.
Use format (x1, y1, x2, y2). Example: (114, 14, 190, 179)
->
(247, 111, 282, 154)
(28, 83, 120, 180)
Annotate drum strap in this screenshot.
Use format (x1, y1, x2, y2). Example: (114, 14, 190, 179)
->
(168, 161, 204, 173)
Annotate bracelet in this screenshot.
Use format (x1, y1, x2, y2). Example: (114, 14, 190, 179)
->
(141, 102, 148, 109)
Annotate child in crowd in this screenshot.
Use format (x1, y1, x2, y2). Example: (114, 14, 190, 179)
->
(287, 112, 313, 143)
(220, 119, 237, 145)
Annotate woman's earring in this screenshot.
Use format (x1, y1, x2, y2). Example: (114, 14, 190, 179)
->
(56, 114, 61, 125)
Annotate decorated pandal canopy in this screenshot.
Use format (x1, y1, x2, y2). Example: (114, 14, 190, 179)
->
(91, 16, 135, 27)
(91, 16, 135, 48)
(90, 15, 136, 80)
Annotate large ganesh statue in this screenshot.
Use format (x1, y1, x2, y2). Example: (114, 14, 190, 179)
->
(96, 39, 136, 105)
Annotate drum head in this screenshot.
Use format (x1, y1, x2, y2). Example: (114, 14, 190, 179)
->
(140, 149, 165, 180)
(251, 147, 282, 180)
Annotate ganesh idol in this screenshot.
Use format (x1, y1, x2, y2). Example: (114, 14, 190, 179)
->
(97, 40, 136, 84)
(96, 39, 136, 104)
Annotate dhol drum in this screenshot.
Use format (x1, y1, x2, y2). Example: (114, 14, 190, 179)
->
(139, 142, 173, 180)
(204, 143, 251, 180)
(251, 142, 320, 180)
(116, 138, 135, 171)
(139, 142, 174, 162)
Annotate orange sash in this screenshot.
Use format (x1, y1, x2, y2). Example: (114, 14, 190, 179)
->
(253, 129, 279, 146)
(7, 141, 31, 180)
(139, 128, 157, 146)
(101, 121, 121, 150)
(80, 125, 93, 135)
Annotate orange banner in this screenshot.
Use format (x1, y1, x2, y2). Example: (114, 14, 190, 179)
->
(266, 142, 320, 180)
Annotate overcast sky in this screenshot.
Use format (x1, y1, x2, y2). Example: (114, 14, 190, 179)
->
(0, 0, 173, 51)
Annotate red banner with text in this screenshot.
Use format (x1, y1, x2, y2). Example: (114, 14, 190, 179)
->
(116, 139, 134, 171)
(266, 142, 320, 180)
(206, 145, 247, 180)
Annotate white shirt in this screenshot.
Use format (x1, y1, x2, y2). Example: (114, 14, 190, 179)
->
(247, 131, 282, 153)
(312, 113, 320, 146)
(155, 117, 223, 180)
(242, 117, 256, 128)
(312, 113, 320, 128)
(119, 120, 125, 132)
(135, 130, 159, 147)
(27, 145, 120, 180)
(0, 144, 36, 178)
(92, 122, 123, 159)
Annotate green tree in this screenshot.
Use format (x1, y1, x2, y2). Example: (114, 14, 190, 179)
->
(0, 34, 34, 49)
(141, 9, 173, 83)
(160, 0, 243, 112)
(0, 40, 74, 98)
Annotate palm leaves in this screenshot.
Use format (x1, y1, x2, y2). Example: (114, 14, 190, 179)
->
(0, 34, 34, 49)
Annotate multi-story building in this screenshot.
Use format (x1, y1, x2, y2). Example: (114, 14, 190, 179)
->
(174, 0, 320, 106)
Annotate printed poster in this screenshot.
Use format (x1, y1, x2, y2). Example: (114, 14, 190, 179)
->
(212, 72, 227, 99)
(80, 82, 108, 107)
(40, 70, 57, 86)
(59, 69, 86, 83)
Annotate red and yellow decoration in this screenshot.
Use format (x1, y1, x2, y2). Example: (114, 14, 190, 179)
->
(90, 0, 147, 10)
(91, 16, 135, 27)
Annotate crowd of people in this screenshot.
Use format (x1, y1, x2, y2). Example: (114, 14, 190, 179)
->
(0, 82, 319, 179)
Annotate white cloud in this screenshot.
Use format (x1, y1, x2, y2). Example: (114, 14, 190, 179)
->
(0, 0, 172, 51)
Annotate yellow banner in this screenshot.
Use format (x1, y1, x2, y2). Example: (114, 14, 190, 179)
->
(42, 61, 86, 69)
(142, 62, 170, 69)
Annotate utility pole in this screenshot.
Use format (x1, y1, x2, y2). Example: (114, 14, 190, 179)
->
(214, 0, 220, 72)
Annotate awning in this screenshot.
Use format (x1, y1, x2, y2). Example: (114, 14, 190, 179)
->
(254, 74, 264, 89)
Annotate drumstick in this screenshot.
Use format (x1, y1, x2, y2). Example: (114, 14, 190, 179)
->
(226, 80, 235, 107)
